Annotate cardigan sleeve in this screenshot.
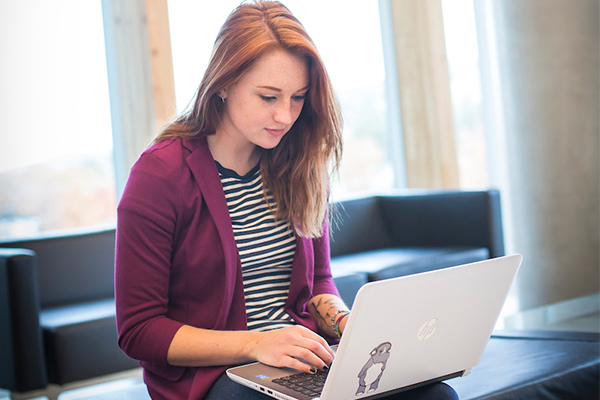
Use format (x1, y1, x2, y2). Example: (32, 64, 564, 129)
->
(115, 150, 186, 367)
(311, 215, 341, 298)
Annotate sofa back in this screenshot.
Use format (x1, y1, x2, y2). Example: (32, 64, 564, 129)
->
(0, 190, 504, 307)
(329, 190, 504, 260)
(379, 190, 504, 257)
(329, 196, 392, 257)
(0, 227, 116, 308)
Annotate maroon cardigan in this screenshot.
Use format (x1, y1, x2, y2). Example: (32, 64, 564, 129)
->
(115, 137, 340, 399)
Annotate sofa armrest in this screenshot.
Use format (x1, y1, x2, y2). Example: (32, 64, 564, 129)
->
(379, 190, 505, 258)
(0, 248, 48, 392)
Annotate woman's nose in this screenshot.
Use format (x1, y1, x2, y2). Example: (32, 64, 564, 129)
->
(273, 101, 293, 125)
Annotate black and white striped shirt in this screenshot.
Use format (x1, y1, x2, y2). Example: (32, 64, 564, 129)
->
(217, 162, 296, 332)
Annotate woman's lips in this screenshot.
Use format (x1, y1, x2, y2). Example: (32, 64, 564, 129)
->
(265, 128, 285, 136)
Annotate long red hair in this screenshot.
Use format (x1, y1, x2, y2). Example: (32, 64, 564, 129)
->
(154, 0, 343, 238)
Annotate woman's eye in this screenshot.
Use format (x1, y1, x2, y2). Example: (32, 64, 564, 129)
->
(260, 95, 277, 102)
(292, 95, 306, 102)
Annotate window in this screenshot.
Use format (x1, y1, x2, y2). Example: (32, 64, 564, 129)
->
(167, 0, 393, 197)
(0, 0, 115, 240)
(0, 0, 393, 240)
(441, 0, 520, 325)
(441, 0, 489, 188)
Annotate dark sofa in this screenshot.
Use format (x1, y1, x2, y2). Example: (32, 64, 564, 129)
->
(328, 190, 504, 306)
(0, 189, 598, 400)
(0, 228, 139, 394)
(449, 330, 600, 400)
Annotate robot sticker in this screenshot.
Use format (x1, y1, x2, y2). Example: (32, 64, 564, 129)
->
(356, 341, 392, 396)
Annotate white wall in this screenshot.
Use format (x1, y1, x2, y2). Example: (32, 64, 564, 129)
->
(480, 0, 599, 310)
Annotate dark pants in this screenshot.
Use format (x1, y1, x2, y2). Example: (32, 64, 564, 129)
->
(205, 373, 459, 399)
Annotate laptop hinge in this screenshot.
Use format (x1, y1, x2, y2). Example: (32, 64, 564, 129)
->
(461, 368, 472, 377)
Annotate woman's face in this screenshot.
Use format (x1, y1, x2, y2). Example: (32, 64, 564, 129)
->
(217, 48, 310, 152)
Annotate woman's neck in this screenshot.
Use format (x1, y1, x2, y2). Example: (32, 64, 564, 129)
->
(207, 133, 262, 176)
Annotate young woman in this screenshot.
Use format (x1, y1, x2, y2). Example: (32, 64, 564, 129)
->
(115, 1, 458, 399)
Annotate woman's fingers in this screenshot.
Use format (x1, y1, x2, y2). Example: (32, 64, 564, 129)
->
(288, 336, 331, 370)
(275, 325, 333, 370)
(251, 325, 334, 373)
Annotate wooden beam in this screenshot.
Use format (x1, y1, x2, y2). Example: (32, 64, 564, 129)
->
(102, 0, 156, 197)
(145, 0, 177, 129)
(388, 0, 459, 188)
(102, 0, 176, 198)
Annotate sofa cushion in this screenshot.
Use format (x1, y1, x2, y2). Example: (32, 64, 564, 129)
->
(330, 247, 490, 281)
(39, 299, 139, 384)
(448, 330, 600, 400)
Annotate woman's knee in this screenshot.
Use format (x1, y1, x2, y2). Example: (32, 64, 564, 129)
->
(205, 373, 269, 399)
(390, 382, 459, 400)
(427, 382, 459, 400)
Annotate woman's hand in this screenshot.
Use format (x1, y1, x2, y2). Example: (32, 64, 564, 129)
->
(246, 325, 334, 374)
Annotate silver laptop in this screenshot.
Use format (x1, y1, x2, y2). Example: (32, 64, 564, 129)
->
(227, 254, 522, 400)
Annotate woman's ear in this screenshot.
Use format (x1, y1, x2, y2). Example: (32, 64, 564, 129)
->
(217, 88, 227, 101)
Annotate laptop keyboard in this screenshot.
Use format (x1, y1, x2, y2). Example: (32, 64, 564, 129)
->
(272, 369, 328, 397)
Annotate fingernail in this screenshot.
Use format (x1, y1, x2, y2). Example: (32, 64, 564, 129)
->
(323, 365, 330, 372)
(309, 367, 317, 374)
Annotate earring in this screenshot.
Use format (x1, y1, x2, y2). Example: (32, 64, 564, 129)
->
(220, 96, 226, 103)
